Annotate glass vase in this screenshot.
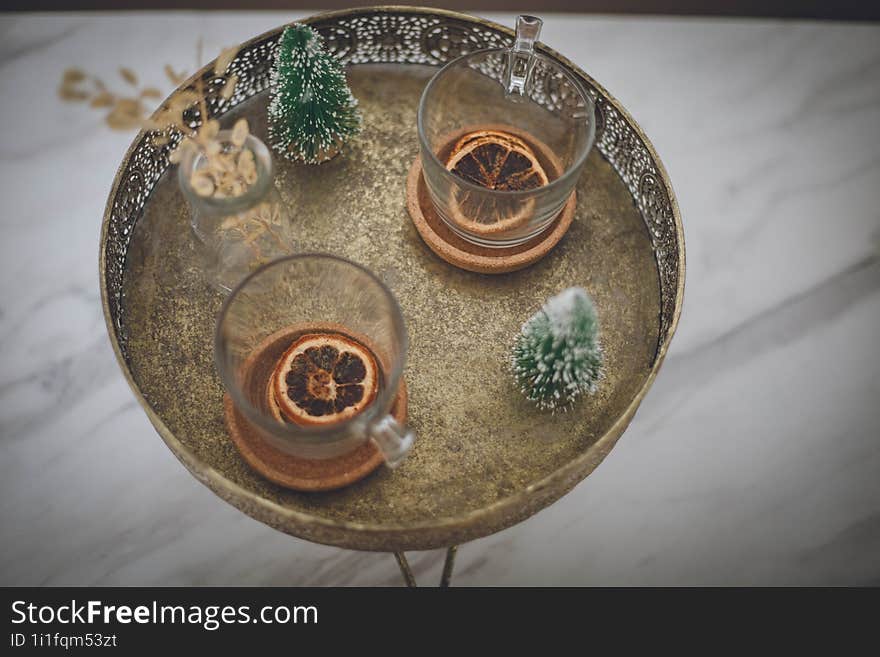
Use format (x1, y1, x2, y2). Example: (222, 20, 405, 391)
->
(178, 131, 295, 293)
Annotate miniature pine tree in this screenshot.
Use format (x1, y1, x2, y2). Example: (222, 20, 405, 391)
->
(511, 287, 604, 411)
(267, 24, 361, 164)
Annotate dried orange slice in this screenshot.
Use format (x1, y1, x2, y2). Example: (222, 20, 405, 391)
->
(444, 129, 549, 235)
(447, 130, 548, 191)
(272, 333, 379, 427)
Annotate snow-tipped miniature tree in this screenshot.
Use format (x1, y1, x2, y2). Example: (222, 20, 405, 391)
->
(511, 287, 604, 411)
(267, 24, 361, 164)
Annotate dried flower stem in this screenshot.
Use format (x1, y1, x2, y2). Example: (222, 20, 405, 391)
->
(60, 42, 259, 203)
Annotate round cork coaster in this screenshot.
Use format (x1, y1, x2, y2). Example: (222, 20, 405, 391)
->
(224, 323, 408, 492)
(406, 126, 576, 274)
(224, 385, 406, 492)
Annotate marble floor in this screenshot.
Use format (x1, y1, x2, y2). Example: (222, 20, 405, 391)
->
(0, 11, 878, 586)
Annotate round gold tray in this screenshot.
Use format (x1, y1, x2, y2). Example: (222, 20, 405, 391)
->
(100, 7, 684, 551)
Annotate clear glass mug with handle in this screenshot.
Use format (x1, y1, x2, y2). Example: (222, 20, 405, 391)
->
(215, 253, 414, 466)
(418, 15, 596, 247)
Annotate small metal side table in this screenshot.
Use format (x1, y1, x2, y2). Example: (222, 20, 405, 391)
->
(99, 7, 684, 586)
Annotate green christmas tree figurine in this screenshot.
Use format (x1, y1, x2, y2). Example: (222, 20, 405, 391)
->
(268, 24, 361, 164)
(511, 287, 604, 411)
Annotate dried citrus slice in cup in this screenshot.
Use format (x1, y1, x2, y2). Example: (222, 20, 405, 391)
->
(443, 129, 550, 236)
(447, 130, 547, 190)
(272, 333, 379, 427)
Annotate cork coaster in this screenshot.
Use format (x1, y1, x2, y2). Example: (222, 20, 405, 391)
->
(406, 126, 576, 274)
(224, 384, 406, 492)
(224, 323, 407, 492)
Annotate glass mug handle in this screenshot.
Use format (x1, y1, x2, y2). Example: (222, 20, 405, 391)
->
(504, 15, 543, 97)
(368, 415, 415, 468)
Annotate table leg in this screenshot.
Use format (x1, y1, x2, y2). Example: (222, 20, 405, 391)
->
(393, 551, 417, 587)
(392, 546, 459, 587)
(440, 546, 458, 587)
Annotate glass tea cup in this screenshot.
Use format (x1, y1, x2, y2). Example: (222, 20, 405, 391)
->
(417, 15, 596, 247)
(215, 254, 414, 466)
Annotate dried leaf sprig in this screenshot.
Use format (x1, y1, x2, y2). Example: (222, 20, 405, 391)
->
(182, 118, 258, 199)
(60, 45, 256, 201)
(147, 46, 257, 199)
(59, 66, 163, 130)
(219, 201, 291, 263)
(58, 45, 245, 169)
(57, 36, 229, 131)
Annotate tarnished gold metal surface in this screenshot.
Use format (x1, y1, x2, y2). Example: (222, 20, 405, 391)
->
(101, 8, 684, 551)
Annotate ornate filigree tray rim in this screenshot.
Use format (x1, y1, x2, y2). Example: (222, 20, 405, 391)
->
(99, 6, 685, 552)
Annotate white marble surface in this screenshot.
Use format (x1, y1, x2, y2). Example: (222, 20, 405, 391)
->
(1, 11, 879, 586)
